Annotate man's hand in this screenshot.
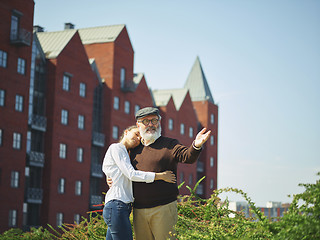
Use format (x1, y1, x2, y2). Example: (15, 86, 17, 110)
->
(194, 128, 211, 148)
(106, 176, 113, 188)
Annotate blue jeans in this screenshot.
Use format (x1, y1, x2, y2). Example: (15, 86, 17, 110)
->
(103, 200, 133, 240)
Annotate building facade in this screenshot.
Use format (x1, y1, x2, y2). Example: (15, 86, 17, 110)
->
(0, 0, 219, 232)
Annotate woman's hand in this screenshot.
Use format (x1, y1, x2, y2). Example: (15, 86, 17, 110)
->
(155, 171, 176, 183)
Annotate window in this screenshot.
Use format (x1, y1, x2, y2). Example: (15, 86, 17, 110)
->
(120, 68, 126, 88)
(112, 126, 119, 139)
(58, 178, 65, 194)
(56, 213, 63, 227)
(134, 105, 140, 114)
(0, 50, 7, 68)
(78, 115, 85, 129)
(124, 101, 130, 114)
(168, 119, 173, 130)
(188, 174, 193, 185)
(210, 136, 214, 145)
(63, 74, 70, 91)
(9, 210, 17, 227)
(13, 132, 21, 149)
(210, 114, 215, 124)
(79, 83, 86, 97)
(180, 123, 185, 135)
(75, 181, 82, 196)
(0, 129, 2, 146)
(189, 127, 193, 138)
(15, 95, 23, 112)
(113, 97, 119, 110)
(74, 214, 80, 224)
(0, 89, 5, 106)
(11, 171, 19, 188)
(210, 178, 214, 189)
(210, 157, 214, 167)
(180, 172, 184, 183)
(59, 143, 67, 159)
(17, 58, 25, 75)
(10, 13, 19, 41)
(77, 148, 83, 163)
(61, 109, 68, 125)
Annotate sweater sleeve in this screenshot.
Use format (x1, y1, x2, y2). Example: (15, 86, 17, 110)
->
(172, 140, 202, 164)
(110, 144, 155, 183)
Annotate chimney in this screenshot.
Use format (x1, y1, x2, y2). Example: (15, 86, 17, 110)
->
(64, 23, 75, 30)
(33, 25, 44, 32)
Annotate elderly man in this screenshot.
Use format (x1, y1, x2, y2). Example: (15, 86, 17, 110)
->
(130, 107, 211, 240)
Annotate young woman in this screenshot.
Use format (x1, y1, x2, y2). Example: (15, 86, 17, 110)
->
(102, 126, 176, 240)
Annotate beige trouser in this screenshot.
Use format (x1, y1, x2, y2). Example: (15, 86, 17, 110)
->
(133, 201, 178, 240)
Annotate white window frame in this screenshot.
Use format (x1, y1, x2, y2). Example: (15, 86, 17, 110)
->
(112, 126, 119, 140)
(56, 213, 63, 227)
(180, 123, 185, 135)
(17, 57, 25, 75)
(9, 210, 17, 227)
(210, 114, 215, 124)
(120, 68, 126, 88)
(59, 143, 67, 159)
(210, 157, 214, 167)
(78, 115, 85, 130)
(168, 118, 173, 130)
(113, 96, 119, 110)
(77, 147, 83, 163)
(13, 132, 21, 149)
(15, 95, 23, 112)
(62, 74, 70, 91)
(189, 127, 193, 138)
(58, 178, 65, 194)
(61, 109, 68, 125)
(0, 89, 5, 106)
(79, 82, 86, 97)
(75, 180, 82, 196)
(0, 50, 7, 68)
(124, 101, 130, 114)
(210, 178, 214, 189)
(134, 105, 140, 114)
(74, 214, 80, 224)
(11, 171, 19, 188)
(10, 13, 19, 40)
(210, 136, 214, 145)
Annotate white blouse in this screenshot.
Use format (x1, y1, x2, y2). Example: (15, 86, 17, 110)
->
(102, 143, 155, 204)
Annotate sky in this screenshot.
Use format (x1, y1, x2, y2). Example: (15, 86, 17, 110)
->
(33, 0, 320, 206)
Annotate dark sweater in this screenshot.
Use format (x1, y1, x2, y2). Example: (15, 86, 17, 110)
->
(130, 136, 202, 208)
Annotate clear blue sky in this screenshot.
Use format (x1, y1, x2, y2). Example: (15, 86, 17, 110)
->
(33, 0, 320, 206)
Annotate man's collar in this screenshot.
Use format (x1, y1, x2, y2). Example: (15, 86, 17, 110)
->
(141, 135, 161, 146)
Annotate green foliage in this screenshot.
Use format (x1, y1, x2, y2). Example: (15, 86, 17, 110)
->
(1, 173, 319, 240)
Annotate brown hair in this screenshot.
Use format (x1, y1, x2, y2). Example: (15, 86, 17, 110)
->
(118, 125, 138, 143)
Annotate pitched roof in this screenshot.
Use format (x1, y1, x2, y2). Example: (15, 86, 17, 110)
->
(184, 56, 214, 103)
(152, 89, 188, 110)
(36, 30, 77, 59)
(78, 24, 125, 44)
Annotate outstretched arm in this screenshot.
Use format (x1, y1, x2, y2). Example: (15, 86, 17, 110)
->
(193, 128, 211, 149)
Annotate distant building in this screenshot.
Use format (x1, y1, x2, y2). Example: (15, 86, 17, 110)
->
(0, 0, 218, 232)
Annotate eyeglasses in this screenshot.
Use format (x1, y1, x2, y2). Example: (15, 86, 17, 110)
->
(138, 118, 160, 126)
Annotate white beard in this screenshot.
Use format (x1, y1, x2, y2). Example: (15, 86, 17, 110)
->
(140, 125, 161, 144)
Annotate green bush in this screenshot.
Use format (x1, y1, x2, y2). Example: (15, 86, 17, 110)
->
(1, 173, 319, 239)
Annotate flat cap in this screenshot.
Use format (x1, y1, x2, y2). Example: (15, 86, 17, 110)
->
(135, 107, 160, 120)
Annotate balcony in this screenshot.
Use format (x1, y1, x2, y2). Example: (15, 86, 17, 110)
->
(10, 28, 32, 46)
(28, 151, 45, 167)
(121, 80, 136, 92)
(29, 114, 47, 132)
(90, 195, 103, 206)
(197, 161, 204, 172)
(92, 132, 105, 147)
(196, 183, 204, 195)
(26, 188, 43, 204)
(91, 163, 103, 178)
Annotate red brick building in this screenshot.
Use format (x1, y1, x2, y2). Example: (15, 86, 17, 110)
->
(0, 1, 218, 232)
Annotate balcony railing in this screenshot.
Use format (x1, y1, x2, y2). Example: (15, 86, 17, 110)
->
(92, 132, 105, 147)
(28, 151, 45, 167)
(29, 114, 47, 132)
(196, 183, 204, 195)
(121, 81, 136, 92)
(197, 161, 204, 172)
(26, 188, 43, 204)
(90, 195, 103, 206)
(10, 28, 32, 46)
(91, 163, 103, 178)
